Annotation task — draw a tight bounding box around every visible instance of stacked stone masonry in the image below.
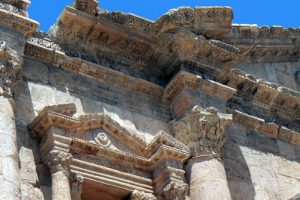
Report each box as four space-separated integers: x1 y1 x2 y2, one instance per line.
0 0 299 199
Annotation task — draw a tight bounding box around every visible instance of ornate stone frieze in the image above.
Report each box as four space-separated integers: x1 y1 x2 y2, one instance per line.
0 41 22 97
162 181 189 200
173 106 232 157
130 190 157 200
48 150 73 174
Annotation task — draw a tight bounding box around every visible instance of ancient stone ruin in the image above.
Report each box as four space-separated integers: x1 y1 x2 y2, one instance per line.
0 0 300 199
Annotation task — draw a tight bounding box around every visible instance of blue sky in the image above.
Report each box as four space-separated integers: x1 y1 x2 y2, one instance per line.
29 0 300 31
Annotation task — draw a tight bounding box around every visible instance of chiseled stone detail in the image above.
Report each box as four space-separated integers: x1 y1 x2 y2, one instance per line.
130 190 157 200
74 0 98 15
173 106 232 157
0 41 21 97
162 181 189 200
48 150 72 174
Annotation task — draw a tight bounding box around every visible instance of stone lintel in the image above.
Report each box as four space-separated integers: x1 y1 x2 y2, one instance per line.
0 8 38 38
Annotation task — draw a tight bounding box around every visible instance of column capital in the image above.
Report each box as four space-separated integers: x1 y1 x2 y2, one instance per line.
0 41 22 97
130 190 157 200
172 106 232 157
48 150 72 175
162 181 189 200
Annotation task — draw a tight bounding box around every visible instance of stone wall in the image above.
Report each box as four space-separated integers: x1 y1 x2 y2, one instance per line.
225 124 300 200
15 57 172 200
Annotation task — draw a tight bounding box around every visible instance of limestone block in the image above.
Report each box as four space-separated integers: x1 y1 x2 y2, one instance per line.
277 140 296 160
278 127 300 145
19 147 39 184
255 122 279 138
276 174 300 200
21 183 44 200
170 89 198 117
22 58 49 84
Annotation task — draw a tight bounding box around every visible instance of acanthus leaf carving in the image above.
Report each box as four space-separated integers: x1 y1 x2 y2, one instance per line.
48 150 72 175
173 106 232 157
130 190 157 200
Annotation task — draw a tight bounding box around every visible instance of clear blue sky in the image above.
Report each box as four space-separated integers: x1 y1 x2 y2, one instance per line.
29 0 300 31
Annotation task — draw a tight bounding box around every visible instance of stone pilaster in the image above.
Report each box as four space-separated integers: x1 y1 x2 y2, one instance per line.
172 106 232 200
48 150 72 200
71 173 84 200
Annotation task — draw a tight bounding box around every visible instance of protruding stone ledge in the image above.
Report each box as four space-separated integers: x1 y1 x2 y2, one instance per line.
0 8 39 38
163 70 237 103
278 126 300 145
232 109 300 145
222 68 300 124
24 41 164 100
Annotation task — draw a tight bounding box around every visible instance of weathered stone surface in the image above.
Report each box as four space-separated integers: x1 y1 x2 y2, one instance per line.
187 157 232 200
0 0 299 199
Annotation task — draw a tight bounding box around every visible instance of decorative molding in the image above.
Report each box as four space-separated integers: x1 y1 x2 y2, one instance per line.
24 41 164 100
163 70 236 103
222 68 300 126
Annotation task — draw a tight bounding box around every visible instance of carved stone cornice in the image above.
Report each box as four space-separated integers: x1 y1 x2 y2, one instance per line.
48 150 73 175
156 6 233 39
0 0 30 17
0 41 22 97
130 190 157 200
163 70 236 103
0 6 38 38
24 41 164 100
73 0 98 16
172 106 232 157
221 68 300 127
